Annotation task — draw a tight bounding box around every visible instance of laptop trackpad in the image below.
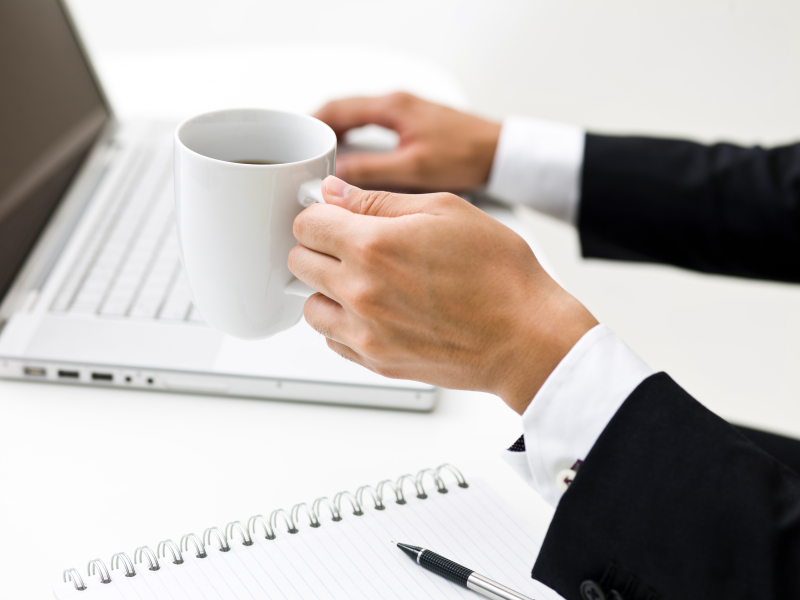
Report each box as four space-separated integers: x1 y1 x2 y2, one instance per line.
26 316 224 370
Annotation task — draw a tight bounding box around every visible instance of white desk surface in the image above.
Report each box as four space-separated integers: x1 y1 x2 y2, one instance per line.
0 46 551 598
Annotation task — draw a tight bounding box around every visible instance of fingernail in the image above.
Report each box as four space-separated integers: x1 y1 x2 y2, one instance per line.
325 175 356 198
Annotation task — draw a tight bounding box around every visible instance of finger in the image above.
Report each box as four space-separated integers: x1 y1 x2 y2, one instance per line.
313 94 407 136
287 245 344 302
322 175 449 218
293 203 357 259
325 338 367 368
335 151 419 189
303 292 352 345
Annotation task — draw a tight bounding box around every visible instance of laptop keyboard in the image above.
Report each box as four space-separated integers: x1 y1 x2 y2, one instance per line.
50 144 202 323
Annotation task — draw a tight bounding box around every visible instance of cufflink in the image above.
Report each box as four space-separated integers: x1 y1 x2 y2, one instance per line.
556 468 576 492
556 459 583 492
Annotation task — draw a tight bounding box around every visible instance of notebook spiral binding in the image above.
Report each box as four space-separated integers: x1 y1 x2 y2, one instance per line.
62 463 468 591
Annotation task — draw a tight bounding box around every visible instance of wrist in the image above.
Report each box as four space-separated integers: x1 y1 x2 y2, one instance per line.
494 289 598 415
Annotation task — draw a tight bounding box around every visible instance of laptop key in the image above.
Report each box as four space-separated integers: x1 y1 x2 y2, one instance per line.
159 270 193 320
47 144 203 326
99 298 129 317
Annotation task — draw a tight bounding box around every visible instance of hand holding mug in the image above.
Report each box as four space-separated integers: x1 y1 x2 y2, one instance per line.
290 177 598 414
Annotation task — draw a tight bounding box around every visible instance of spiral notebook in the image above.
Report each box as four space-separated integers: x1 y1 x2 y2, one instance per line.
55 465 560 600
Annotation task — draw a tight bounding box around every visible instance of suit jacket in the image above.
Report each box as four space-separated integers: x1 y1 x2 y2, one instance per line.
533 373 800 600
578 135 800 283
532 135 800 599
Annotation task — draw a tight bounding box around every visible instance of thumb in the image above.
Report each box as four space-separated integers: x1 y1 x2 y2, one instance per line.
322 175 436 218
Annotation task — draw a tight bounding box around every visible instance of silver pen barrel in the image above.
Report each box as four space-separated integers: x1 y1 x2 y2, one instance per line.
467 572 536 600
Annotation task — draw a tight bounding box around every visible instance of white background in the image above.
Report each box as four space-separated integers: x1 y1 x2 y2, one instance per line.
67 0 800 142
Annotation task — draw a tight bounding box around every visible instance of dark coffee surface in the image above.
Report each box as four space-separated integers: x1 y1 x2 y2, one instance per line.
230 159 284 165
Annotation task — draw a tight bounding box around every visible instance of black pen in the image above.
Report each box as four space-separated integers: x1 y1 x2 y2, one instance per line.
395 542 536 600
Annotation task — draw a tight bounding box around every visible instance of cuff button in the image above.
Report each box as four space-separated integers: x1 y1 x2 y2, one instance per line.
581 579 606 600
580 580 606 600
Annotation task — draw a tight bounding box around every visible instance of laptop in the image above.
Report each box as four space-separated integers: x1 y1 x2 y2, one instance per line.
0 0 437 410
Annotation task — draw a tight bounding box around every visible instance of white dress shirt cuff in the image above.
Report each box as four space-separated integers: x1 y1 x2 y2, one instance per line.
502 324 654 507
486 116 585 225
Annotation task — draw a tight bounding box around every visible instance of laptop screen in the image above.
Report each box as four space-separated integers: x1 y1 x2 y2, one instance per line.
0 0 110 303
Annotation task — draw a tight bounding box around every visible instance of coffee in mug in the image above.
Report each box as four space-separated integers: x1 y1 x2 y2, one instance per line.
230 160 285 165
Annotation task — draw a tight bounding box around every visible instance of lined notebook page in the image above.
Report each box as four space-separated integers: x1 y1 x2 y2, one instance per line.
54 478 561 600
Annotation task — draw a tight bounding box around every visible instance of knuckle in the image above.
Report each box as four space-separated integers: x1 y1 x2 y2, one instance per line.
355 190 394 216
432 191 459 205
388 91 413 107
440 192 462 205
292 203 323 240
324 98 347 117
424 191 462 212
382 92 418 124
347 280 380 315
351 230 382 259
358 190 385 215
354 330 383 359
407 152 428 177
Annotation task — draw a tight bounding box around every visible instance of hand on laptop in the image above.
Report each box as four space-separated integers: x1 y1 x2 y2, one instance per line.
313 93 501 192
289 176 597 414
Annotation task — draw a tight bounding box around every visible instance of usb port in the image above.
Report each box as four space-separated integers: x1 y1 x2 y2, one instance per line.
58 370 80 379
23 366 46 377
91 372 113 382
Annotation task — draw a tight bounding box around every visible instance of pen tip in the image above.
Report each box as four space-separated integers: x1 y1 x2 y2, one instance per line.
396 542 422 560
390 540 396 545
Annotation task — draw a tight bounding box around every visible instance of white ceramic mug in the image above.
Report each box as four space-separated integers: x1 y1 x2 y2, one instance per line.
174 108 336 339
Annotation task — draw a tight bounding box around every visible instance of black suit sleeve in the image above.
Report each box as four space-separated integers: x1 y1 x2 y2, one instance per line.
578 135 800 283
531 373 800 600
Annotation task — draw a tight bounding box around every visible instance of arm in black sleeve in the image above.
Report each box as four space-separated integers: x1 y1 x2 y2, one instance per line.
578 135 800 283
531 373 800 600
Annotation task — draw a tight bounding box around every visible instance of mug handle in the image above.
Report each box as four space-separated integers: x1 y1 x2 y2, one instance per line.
286 178 328 297
297 178 327 208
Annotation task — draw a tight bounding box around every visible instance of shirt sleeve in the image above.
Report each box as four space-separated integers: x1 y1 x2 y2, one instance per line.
485 116 585 225
501 324 654 507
